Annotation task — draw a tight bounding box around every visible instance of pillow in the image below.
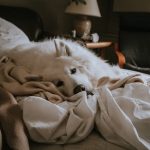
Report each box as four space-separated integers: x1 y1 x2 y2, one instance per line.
0 17 30 50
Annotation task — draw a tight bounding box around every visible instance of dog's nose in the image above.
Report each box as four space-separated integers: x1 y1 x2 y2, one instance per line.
73 84 86 94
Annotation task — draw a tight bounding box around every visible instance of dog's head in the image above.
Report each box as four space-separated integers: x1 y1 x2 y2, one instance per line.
42 40 97 96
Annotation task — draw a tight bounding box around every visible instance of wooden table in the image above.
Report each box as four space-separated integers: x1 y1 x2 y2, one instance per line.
86 41 112 49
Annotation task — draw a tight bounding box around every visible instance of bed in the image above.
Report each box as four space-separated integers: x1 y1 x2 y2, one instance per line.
0 6 150 150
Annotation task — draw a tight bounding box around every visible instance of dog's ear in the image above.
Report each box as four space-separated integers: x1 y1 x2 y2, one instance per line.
54 39 71 57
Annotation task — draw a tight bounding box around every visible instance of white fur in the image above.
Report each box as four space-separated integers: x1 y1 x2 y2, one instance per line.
0 38 122 96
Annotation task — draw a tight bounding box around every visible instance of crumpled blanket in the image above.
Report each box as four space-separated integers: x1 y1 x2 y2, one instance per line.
0 56 66 103
0 56 67 150
20 74 150 150
96 76 150 150
0 87 29 150
0 56 150 150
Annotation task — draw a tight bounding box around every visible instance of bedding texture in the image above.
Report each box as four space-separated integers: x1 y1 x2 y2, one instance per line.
0 56 67 150
0 17 29 50
0 17 150 150
0 55 150 150
21 74 150 150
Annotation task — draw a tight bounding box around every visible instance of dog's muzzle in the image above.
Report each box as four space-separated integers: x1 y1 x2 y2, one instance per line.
73 84 93 95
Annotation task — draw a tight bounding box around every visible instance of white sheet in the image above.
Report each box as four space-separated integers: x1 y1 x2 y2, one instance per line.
20 92 97 144
96 84 150 150
0 17 150 150
20 74 150 150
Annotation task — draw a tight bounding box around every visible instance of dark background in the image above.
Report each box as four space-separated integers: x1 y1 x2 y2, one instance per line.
0 0 119 40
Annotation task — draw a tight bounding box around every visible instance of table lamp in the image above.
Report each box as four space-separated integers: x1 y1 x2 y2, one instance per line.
65 0 101 38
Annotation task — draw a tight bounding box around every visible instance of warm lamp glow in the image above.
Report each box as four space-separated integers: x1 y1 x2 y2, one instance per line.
65 0 101 38
65 0 101 17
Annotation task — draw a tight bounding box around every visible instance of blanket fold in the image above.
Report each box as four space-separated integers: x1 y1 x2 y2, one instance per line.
0 56 66 103
0 87 29 150
0 56 67 149
96 76 150 150
0 55 150 150
20 73 150 150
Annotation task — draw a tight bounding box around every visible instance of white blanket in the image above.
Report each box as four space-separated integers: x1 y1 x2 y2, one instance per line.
20 74 150 150
0 17 150 150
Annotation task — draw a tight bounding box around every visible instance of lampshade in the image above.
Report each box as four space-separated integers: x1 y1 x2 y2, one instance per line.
65 0 101 17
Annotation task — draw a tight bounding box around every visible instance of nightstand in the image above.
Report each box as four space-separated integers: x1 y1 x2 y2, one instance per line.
59 32 120 65
84 40 120 65
85 41 113 57
86 41 112 49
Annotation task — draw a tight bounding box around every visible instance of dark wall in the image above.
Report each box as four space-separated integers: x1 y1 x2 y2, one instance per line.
59 0 119 41
93 0 119 39
0 0 119 39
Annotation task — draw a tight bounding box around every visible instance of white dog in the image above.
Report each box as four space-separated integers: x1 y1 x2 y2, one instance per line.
1 38 122 96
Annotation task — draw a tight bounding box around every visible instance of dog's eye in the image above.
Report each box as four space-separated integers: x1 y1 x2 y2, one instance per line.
53 80 64 87
70 68 76 74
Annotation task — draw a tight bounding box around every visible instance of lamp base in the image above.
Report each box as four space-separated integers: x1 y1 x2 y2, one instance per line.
73 16 91 38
